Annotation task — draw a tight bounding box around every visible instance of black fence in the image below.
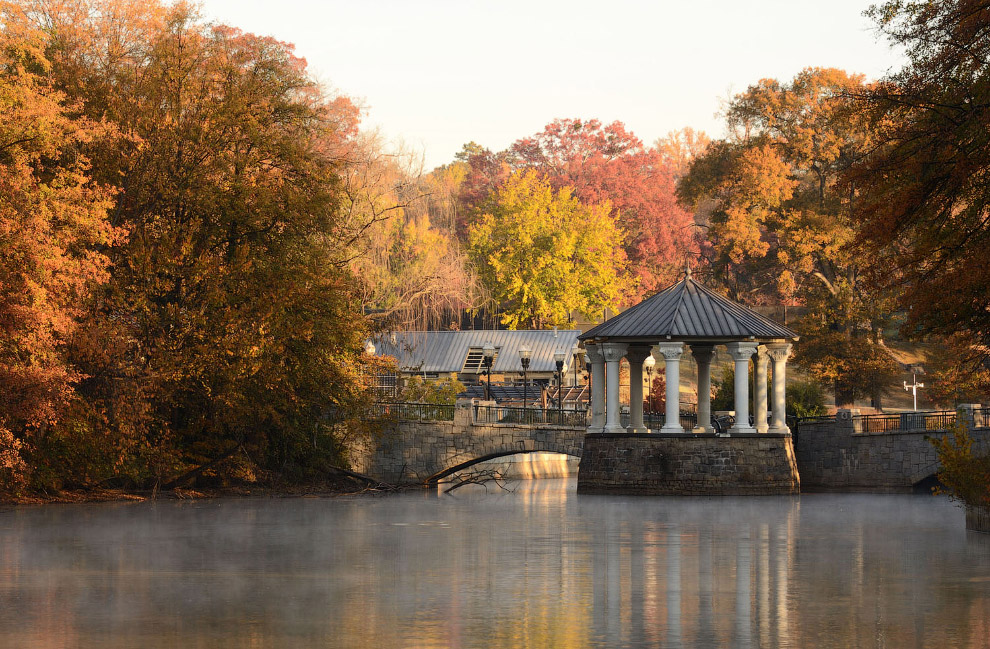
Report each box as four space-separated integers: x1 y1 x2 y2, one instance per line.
856 410 956 433
473 405 588 427
371 402 455 422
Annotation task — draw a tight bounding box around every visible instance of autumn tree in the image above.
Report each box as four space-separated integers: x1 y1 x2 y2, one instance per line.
0 3 117 494
467 170 628 329
655 127 711 180
457 119 696 298
510 119 697 294
925 334 990 408
5 0 385 492
347 137 480 331
851 1 990 363
679 68 900 405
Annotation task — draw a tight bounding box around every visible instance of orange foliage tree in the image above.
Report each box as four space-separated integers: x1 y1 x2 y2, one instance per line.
0 4 118 494
680 68 900 406
1 0 386 495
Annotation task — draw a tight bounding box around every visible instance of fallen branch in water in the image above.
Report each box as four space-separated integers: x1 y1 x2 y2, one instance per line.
324 465 403 493
443 465 514 494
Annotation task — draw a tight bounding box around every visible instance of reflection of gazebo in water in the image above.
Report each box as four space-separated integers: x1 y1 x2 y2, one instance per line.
579 270 798 435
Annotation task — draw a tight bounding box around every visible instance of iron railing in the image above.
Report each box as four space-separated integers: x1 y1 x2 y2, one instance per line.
856 410 956 433
973 408 990 429
474 405 588 427
371 402 455 422
622 412 700 430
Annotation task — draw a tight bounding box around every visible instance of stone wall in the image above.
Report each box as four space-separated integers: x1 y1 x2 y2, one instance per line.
793 414 990 492
576 433 800 496
349 401 585 483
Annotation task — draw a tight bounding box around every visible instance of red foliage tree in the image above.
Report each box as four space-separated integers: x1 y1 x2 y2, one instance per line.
510 119 697 296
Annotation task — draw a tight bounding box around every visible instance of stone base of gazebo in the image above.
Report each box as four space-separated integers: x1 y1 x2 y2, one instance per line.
577 432 800 496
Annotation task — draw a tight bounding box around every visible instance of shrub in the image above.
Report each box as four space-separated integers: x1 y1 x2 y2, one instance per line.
399 376 465 405
786 379 827 418
930 423 990 508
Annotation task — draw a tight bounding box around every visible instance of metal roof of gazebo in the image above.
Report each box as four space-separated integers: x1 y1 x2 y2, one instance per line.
578 273 797 343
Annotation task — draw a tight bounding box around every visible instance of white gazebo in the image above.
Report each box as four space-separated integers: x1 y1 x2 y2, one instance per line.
580 271 798 436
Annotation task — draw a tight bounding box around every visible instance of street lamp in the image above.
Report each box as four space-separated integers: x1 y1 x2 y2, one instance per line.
554 349 567 417
519 345 532 413
572 346 583 390
482 342 496 401
644 353 656 423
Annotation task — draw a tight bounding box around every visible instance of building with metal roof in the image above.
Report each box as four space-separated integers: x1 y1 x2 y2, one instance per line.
579 270 798 437
371 329 581 375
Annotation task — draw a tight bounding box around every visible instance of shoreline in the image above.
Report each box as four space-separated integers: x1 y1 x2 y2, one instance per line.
1 479 419 506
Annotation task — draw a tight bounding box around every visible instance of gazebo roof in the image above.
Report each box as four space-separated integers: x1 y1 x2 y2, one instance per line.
579 274 798 342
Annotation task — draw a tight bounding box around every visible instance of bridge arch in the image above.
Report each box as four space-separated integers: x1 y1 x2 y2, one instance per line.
350 419 587 484
427 447 582 483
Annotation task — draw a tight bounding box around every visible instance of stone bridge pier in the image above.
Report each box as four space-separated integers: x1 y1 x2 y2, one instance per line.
350 401 586 484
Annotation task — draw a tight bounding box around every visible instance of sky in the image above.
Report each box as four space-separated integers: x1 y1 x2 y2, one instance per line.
196 0 907 170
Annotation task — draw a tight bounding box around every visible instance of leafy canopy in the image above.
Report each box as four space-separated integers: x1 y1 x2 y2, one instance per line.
680 68 900 405
852 1 990 356
460 119 697 299
467 170 628 330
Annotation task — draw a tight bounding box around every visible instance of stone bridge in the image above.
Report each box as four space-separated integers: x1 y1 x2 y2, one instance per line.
794 409 990 492
350 401 585 483
349 401 990 491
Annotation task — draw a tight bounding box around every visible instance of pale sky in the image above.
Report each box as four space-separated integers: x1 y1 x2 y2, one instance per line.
196 0 906 170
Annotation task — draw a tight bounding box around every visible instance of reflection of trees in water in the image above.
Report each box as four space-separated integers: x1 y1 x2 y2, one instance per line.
0 493 988 648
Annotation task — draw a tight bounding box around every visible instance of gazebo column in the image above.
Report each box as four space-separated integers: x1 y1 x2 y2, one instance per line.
625 345 653 434
726 342 759 434
691 345 715 434
585 343 606 433
767 342 793 434
601 342 628 434
754 346 770 434
657 342 684 432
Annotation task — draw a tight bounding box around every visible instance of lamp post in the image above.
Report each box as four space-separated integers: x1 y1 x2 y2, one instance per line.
644 353 656 425
519 345 532 413
554 349 566 417
572 346 583 388
482 341 495 401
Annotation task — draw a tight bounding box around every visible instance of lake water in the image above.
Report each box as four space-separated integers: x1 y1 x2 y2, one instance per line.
1 479 989 649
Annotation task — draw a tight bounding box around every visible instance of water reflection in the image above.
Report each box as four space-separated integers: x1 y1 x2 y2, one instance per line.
0 482 988 648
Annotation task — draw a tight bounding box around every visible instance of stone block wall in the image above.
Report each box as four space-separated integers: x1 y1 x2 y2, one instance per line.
966 505 990 534
349 400 585 483
793 418 990 492
577 433 800 496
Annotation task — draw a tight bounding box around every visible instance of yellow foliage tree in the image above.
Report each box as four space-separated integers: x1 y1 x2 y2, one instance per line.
468 170 628 329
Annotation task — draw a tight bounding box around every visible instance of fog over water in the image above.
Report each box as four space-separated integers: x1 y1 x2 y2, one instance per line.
1 479 989 648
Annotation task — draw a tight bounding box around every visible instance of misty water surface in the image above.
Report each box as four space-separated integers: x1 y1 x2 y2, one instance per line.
1 479 989 649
